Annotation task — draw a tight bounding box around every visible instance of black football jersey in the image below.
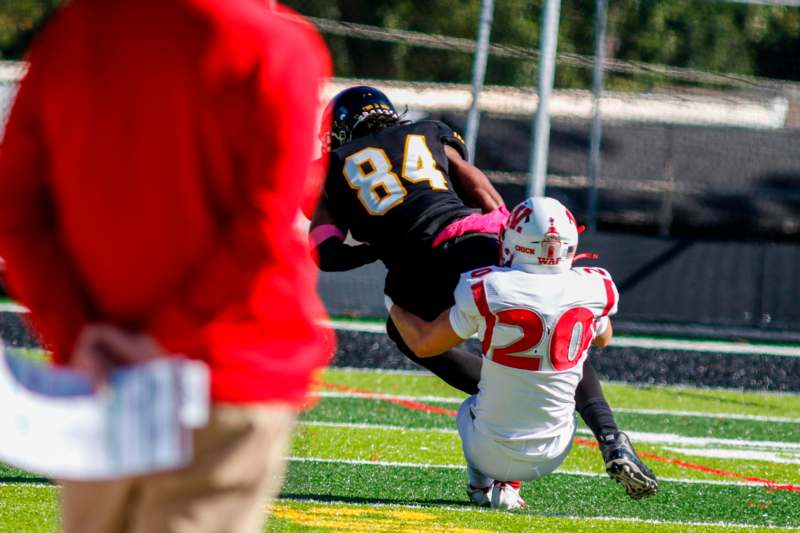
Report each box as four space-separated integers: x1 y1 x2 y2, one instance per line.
325 120 477 269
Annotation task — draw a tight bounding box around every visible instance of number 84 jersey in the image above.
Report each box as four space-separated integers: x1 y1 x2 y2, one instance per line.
324 121 475 267
449 265 619 449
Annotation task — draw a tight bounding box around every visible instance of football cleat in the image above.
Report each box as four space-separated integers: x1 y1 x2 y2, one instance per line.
490 480 525 510
467 483 492 507
600 432 658 499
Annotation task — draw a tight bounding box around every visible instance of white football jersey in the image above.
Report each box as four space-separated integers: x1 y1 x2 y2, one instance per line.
449 265 618 460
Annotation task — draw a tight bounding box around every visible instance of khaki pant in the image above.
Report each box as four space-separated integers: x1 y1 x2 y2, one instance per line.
60 404 296 533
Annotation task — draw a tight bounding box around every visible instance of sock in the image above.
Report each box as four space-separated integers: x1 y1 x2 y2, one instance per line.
575 360 619 441
578 399 619 441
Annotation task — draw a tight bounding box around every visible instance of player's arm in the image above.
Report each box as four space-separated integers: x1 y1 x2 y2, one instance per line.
445 145 504 213
592 316 613 348
309 197 379 272
388 304 464 357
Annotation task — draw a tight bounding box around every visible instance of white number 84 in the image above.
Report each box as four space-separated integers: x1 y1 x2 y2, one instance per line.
343 134 448 216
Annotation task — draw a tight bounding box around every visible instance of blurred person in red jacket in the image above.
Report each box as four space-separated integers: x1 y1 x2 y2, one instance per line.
0 1 333 532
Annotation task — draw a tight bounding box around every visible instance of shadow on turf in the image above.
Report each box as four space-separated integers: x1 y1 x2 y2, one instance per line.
0 475 51 485
280 493 470 508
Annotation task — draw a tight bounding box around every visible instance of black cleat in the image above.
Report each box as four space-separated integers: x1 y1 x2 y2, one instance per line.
600 432 658 499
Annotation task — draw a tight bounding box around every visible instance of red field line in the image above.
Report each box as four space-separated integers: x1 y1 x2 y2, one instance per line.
573 437 800 492
318 381 458 416
317 381 800 493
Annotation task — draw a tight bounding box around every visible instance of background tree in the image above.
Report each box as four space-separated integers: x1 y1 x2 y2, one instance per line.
0 0 61 59
1 0 798 88
285 0 799 89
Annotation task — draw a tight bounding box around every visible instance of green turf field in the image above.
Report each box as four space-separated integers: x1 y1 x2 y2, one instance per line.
2 367 800 532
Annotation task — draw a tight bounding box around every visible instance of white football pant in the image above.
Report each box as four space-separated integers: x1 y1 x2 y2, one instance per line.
456 395 574 482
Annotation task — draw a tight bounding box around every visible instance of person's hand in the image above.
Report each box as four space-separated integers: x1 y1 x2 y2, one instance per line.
71 323 165 388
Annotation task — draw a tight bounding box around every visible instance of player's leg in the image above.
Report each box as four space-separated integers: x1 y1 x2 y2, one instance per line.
60 478 134 533
457 397 493 506
577 360 658 499
384 238 491 395
575 360 618 439
128 404 296 533
384 233 500 394
457 396 525 510
386 318 481 394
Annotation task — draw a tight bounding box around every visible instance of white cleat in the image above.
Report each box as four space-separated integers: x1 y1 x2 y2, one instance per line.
490 481 525 510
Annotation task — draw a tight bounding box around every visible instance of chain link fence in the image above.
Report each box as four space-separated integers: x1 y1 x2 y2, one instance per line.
311 9 800 239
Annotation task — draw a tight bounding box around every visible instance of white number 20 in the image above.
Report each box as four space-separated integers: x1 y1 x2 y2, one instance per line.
343 134 448 216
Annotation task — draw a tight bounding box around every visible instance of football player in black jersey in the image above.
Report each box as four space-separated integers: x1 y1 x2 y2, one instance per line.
310 86 657 499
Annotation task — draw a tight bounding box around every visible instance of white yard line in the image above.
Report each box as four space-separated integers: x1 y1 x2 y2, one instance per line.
0 302 26 313
3 482 793 530
664 447 800 464
297 420 800 454
299 420 457 434
323 319 387 334
612 336 800 357
3 309 798 355
285 456 778 489
557 469 771 488
0 481 52 488
620 430 800 451
613 407 800 424
279 497 797 530
329 366 431 376
314 390 800 423
317 390 463 404
288 456 463 470
329 366 800 397
324 319 800 356
546 514 796 531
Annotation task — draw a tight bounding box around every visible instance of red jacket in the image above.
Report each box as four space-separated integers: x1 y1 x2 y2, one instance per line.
0 0 333 404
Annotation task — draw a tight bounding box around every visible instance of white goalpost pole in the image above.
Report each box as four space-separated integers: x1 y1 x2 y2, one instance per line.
465 0 495 163
527 0 562 198
587 0 608 231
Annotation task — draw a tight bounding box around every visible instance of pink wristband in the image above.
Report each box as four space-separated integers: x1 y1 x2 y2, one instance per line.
310 224 345 248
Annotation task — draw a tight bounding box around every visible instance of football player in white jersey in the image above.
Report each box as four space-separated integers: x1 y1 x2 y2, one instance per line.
388 197 657 509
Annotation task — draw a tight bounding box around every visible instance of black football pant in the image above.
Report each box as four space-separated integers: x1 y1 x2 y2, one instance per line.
384 232 619 441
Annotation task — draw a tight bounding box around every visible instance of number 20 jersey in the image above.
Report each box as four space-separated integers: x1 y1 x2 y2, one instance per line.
324 120 476 269
449 265 619 458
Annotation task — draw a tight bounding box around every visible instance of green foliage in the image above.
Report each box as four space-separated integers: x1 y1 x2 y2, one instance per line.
284 0 800 88
2 0 798 86
0 0 61 59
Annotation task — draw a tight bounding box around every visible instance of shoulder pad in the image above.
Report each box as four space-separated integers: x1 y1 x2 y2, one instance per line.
433 121 468 161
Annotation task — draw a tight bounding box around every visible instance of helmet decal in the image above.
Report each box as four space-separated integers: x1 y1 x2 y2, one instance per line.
508 204 533 233
500 197 580 274
564 208 577 227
